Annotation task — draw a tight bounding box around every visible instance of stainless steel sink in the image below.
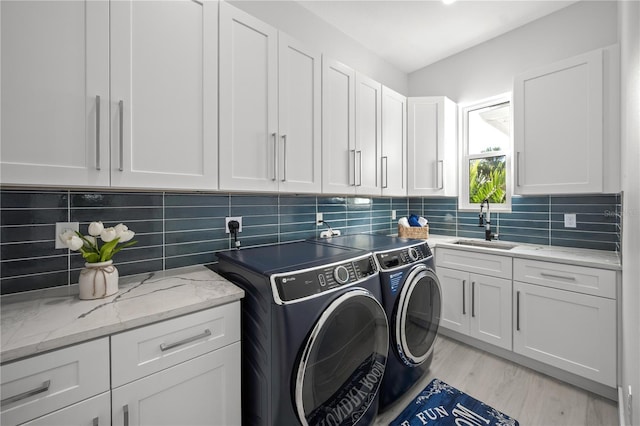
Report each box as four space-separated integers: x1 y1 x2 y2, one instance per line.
452 239 518 250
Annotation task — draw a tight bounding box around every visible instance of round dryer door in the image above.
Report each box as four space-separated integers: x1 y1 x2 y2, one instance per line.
295 289 389 426
395 265 441 365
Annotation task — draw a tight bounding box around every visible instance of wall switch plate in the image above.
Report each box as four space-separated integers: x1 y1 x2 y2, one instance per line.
55 222 79 249
564 213 577 228
225 217 242 233
316 212 323 226
392 210 397 220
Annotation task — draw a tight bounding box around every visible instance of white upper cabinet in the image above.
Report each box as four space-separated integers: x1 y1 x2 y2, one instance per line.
355 73 382 196
381 87 407 197
277 34 322 193
110 0 218 190
514 46 620 195
219 3 321 193
1 0 110 187
322 58 357 194
407 96 458 196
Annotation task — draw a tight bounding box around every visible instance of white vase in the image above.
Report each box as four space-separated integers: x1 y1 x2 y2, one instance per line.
78 260 119 300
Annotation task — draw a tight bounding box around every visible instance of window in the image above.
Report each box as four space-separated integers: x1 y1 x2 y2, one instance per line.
460 94 512 212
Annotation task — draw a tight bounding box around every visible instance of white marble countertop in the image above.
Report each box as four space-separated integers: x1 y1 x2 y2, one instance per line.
1 265 244 364
424 234 622 270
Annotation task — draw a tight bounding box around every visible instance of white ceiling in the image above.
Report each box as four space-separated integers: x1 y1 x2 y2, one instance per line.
297 0 579 73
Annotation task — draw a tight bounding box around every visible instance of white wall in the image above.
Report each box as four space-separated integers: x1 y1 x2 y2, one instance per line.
408 0 618 104
226 0 408 95
619 0 640 424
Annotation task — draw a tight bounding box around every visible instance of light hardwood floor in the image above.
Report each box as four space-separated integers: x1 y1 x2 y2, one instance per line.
374 335 618 426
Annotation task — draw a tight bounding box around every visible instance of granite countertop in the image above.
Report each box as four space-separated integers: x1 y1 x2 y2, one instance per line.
425 234 622 271
1 265 244 364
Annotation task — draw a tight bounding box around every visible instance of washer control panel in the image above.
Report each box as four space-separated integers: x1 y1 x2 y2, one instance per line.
376 242 432 271
273 254 378 303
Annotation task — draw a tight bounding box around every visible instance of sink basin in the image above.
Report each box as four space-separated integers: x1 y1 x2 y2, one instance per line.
452 239 518 250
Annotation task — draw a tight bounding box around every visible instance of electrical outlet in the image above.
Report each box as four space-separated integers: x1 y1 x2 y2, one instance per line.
55 222 79 249
320 229 341 238
225 217 242 233
392 210 397 220
564 213 577 228
316 213 323 226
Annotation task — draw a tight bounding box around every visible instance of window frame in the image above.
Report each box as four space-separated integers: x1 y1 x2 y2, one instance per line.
459 93 513 213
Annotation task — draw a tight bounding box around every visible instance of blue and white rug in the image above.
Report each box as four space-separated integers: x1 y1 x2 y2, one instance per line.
390 379 519 426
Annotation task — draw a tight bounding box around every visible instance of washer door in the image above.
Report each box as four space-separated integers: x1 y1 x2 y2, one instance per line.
295 289 389 426
395 265 441 365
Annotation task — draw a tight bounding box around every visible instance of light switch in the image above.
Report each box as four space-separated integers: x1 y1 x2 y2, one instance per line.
564 213 577 228
392 210 397 220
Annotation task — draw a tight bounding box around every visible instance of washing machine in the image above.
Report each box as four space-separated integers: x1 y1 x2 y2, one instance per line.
313 234 442 411
215 241 389 426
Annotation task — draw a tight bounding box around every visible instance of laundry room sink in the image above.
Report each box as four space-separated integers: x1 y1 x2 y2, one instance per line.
452 239 518 250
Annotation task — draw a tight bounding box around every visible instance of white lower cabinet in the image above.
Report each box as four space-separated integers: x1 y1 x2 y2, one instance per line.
22 393 111 426
0 339 110 426
438 267 512 350
513 260 617 387
112 343 241 426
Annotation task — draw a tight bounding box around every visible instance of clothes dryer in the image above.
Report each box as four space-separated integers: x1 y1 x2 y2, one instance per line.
216 241 389 425
313 235 441 411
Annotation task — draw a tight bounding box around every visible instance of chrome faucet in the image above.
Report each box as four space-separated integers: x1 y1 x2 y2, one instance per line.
479 198 498 241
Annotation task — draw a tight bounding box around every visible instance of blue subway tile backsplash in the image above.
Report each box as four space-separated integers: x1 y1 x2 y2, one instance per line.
0 189 621 295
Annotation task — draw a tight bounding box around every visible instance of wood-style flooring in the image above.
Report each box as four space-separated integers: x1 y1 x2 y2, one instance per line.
374 335 618 426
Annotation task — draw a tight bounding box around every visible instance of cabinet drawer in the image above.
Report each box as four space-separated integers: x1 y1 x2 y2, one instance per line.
22 392 110 426
111 302 241 387
513 258 616 298
435 248 512 279
1 338 110 426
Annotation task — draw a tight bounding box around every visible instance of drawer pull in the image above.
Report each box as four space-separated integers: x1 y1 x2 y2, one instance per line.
516 291 521 331
1 380 51 407
462 280 466 315
160 329 212 352
540 272 577 281
471 281 475 318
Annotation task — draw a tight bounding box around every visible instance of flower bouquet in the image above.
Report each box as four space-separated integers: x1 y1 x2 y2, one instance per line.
59 222 137 300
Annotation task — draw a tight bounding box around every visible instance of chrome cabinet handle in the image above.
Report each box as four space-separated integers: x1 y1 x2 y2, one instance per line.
516 291 521 331
516 152 521 187
471 281 475 317
1 380 51 407
281 134 287 182
160 329 212 352
540 272 577 281
350 149 357 186
381 156 388 188
462 280 466 315
123 405 129 426
95 95 101 170
356 150 363 186
438 160 444 190
271 133 277 181
93 417 99 426
118 100 124 172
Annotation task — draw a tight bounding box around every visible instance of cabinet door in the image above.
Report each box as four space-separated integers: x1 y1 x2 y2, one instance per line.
514 49 603 194
0 0 109 187
110 0 218 190
407 97 457 196
513 281 616 386
381 87 407 197
219 3 278 192
278 33 322 193
322 58 356 195
469 274 512 350
112 342 241 426
22 392 110 426
437 267 470 334
355 73 382 195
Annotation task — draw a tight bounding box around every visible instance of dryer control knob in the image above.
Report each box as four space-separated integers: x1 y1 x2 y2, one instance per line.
333 265 350 284
407 247 419 262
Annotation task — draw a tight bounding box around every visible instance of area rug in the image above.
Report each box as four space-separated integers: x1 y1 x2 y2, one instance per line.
389 378 519 426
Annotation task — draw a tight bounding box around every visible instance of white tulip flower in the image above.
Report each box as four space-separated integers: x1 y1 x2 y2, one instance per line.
58 229 76 245
114 223 128 238
88 221 104 236
101 227 118 242
66 235 84 251
84 235 97 247
118 230 135 243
